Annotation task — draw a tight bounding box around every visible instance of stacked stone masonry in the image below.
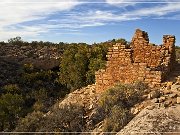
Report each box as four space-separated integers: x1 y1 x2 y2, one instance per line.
95 29 176 92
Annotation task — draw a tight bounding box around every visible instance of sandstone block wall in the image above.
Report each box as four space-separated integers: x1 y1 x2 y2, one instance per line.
95 29 176 92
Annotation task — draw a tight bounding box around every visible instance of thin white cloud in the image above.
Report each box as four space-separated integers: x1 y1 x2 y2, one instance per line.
106 0 136 7
125 3 180 17
0 0 80 41
77 10 139 22
155 14 180 20
0 28 39 41
105 0 180 7
81 3 180 22
60 3 180 26
0 0 79 26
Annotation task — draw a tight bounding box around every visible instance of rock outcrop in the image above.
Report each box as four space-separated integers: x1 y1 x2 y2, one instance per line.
118 105 180 135
59 84 99 109
58 84 103 131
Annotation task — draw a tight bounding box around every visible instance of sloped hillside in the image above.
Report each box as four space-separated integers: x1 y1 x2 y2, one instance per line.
118 63 180 135
35 64 180 134
0 40 112 132
16 81 147 133
13 64 180 134
14 84 103 132
0 44 62 70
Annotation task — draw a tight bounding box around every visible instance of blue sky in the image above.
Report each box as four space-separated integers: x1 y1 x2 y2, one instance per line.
0 0 180 45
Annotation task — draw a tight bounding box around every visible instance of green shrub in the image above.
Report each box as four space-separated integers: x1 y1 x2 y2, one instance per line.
98 82 147 132
103 106 131 132
15 104 85 133
23 63 34 73
133 81 148 91
37 104 85 132
33 101 44 112
15 111 44 132
0 93 24 131
31 88 48 102
99 82 146 115
3 84 21 94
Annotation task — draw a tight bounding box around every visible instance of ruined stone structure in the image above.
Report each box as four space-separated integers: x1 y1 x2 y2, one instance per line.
95 29 176 92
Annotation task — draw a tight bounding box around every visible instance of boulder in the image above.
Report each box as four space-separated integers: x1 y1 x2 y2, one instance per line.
169 93 177 98
166 82 173 90
171 85 180 91
163 90 172 95
177 97 180 104
148 90 160 99
164 100 172 107
152 98 158 103
118 105 180 135
158 96 166 103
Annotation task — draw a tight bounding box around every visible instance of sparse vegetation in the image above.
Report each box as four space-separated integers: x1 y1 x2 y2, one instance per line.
103 106 130 132
38 104 85 132
98 82 147 132
15 111 44 132
15 104 85 133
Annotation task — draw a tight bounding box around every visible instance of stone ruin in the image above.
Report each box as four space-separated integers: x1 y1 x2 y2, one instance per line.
95 29 176 92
